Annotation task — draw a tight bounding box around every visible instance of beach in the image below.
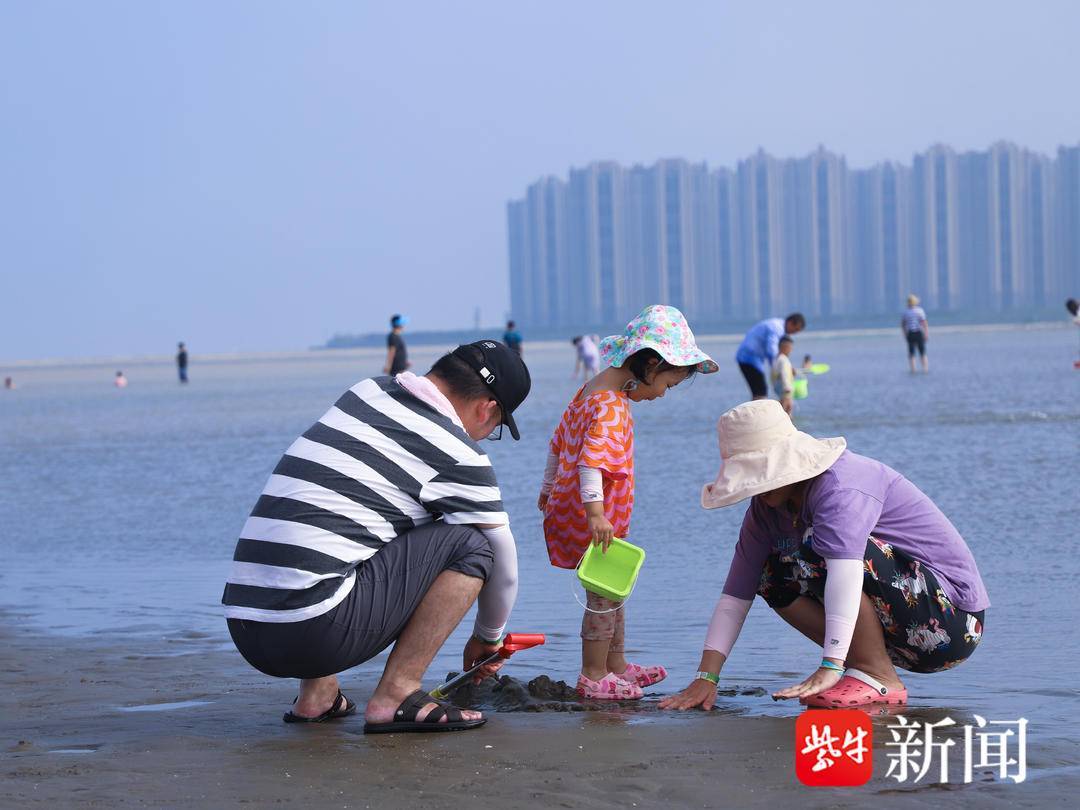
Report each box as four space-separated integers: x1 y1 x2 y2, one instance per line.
3 324 1079 806
5 622 1079 808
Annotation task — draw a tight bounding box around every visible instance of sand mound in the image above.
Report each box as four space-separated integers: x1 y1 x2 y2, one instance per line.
444 673 766 712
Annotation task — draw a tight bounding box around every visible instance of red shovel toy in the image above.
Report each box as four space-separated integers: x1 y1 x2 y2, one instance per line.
429 633 545 700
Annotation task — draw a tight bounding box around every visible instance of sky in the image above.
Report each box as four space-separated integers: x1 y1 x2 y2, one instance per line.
3 0 1079 361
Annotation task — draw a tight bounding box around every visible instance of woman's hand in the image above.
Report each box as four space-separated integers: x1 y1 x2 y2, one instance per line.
537 492 549 511
587 514 614 551
658 678 718 711
771 667 843 701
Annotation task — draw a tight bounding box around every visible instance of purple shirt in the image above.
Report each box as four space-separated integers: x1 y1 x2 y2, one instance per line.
722 451 990 612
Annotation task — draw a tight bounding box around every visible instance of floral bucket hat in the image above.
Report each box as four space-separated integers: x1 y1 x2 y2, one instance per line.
599 305 718 374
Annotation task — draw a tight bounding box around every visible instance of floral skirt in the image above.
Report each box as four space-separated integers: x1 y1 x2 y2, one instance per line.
756 535 985 673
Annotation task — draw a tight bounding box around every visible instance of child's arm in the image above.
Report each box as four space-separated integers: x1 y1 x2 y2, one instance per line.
537 450 559 510
579 465 613 550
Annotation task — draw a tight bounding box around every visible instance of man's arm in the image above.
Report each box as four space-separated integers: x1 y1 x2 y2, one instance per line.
470 523 518 643
384 345 396 374
765 327 781 363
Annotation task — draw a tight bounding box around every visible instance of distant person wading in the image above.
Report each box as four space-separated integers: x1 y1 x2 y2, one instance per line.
503 321 524 357
384 314 410 375
735 314 805 399
902 295 929 373
572 334 601 379
177 342 189 384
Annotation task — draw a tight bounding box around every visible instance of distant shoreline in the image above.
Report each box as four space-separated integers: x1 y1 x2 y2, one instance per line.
1 319 1071 370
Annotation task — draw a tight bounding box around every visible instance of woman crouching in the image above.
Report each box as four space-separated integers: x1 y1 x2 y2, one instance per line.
661 400 988 710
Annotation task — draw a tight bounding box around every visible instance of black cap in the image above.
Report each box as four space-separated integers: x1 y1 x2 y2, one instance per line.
451 340 531 440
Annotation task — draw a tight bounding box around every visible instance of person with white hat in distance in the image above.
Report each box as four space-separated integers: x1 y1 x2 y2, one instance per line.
659 400 989 710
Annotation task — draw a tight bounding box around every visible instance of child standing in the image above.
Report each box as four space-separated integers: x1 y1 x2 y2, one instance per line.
771 335 795 414
539 305 718 699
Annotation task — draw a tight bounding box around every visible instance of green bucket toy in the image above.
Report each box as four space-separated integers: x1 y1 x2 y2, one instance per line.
792 377 809 400
576 537 646 602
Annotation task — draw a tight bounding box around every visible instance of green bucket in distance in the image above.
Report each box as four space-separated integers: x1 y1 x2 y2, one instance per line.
577 537 646 602
793 377 809 400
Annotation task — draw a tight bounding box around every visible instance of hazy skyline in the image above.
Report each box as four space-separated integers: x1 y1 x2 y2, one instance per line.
3 1 1080 360
508 143 1079 330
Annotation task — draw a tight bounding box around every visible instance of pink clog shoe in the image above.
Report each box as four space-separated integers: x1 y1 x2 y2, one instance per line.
801 668 908 708
576 672 644 701
617 662 668 688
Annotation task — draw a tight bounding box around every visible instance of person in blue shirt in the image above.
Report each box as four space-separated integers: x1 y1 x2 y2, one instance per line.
735 313 805 399
503 320 524 357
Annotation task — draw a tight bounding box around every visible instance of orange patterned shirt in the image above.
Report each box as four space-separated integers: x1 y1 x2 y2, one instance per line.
543 388 634 569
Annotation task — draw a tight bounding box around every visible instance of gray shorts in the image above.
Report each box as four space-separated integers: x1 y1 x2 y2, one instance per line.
227 522 493 679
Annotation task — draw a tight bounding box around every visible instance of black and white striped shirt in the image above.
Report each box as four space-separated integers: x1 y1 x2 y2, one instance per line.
222 376 507 623
902 306 927 333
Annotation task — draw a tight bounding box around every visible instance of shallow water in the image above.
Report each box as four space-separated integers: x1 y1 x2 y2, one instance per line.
2 325 1077 732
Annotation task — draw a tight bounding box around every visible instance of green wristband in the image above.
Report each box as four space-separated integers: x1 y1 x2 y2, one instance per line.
472 633 503 646
696 671 720 685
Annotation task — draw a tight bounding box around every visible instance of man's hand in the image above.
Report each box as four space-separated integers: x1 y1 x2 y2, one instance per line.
463 636 504 685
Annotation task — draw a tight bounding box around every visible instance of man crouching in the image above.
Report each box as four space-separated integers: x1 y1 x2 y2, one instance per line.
223 340 530 733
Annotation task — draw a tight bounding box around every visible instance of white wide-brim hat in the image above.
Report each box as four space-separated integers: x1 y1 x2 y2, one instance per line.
701 400 846 510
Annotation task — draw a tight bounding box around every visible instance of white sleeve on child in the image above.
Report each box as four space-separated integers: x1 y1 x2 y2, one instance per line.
703 593 753 657
823 558 864 662
473 523 519 642
578 465 604 503
540 450 559 495
781 359 794 394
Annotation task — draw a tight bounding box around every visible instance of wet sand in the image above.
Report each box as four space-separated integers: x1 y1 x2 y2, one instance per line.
3 624 1076 809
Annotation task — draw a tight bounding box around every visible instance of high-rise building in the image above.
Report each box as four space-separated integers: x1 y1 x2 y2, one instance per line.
848 161 911 313
1056 145 1080 303
507 142 1078 329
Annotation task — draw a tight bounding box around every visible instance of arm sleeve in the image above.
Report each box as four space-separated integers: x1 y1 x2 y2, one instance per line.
473 523 518 642
578 465 604 503
822 558 864 662
540 450 559 495
703 593 753 657
781 360 794 394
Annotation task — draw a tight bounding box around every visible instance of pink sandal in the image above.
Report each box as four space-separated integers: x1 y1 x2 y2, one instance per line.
801 668 908 708
618 662 668 688
576 673 644 701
